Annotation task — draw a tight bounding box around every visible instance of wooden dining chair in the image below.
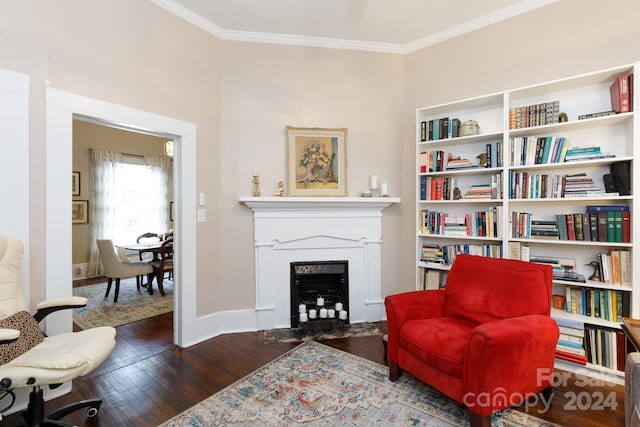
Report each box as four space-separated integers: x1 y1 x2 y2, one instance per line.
150 237 173 297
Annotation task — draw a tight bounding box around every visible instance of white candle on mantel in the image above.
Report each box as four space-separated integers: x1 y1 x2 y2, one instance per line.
309 309 317 319
339 310 348 320
381 183 388 196
299 312 308 322
320 308 328 318
335 302 343 311
298 304 306 313
254 168 258 177
328 309 336 318
317 296 324 306
370 175 378 190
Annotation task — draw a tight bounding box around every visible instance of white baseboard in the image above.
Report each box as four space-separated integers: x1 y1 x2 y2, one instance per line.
72 263 90 280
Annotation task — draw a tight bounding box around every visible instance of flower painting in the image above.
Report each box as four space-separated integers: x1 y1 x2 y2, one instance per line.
286 127 347 196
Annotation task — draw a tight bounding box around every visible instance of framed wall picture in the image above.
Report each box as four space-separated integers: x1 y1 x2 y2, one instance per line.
72 200 89 224
286 126 347 197
72 171 81 196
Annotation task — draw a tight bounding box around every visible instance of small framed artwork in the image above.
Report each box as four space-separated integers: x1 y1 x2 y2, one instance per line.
286 126 347 197
72 200 89 224
72 171 81 196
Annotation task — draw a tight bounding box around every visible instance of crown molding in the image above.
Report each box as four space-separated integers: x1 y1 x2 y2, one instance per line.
151 0 559 55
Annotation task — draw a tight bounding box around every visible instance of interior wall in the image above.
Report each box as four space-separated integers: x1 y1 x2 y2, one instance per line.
72 120 173 270
398 0 640 290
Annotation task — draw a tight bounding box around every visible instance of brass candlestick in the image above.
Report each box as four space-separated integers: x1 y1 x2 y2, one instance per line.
252 175 261 197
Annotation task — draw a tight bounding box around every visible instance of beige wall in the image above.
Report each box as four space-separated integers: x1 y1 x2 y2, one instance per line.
72 121 171 265
0 0 639 321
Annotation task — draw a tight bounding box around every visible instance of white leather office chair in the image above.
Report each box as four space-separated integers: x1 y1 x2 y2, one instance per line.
0 233 116 426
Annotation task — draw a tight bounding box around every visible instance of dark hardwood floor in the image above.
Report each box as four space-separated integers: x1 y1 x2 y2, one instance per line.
2 312 625 426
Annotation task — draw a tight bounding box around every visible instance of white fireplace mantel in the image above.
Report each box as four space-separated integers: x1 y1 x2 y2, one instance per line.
239 196 400 330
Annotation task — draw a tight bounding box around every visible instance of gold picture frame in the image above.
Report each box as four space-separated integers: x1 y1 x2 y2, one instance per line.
72 200 89 224
72 171 80 196
286 126 347 197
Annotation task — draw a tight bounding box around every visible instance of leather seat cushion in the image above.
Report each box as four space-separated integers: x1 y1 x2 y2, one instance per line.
399 317 474 378
0 311 44 364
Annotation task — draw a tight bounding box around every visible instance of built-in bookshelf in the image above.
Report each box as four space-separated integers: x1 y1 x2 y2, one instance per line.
416 63 637 383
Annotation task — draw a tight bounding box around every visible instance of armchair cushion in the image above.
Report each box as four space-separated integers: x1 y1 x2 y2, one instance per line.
0 311 44 364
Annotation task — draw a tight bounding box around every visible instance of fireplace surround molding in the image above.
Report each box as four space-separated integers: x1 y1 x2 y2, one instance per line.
239 197 400 330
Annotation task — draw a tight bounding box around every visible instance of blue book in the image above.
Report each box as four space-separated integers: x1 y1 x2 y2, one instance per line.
586 205 630 212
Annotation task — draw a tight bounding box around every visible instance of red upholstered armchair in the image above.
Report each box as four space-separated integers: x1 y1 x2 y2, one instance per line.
385 254 559 427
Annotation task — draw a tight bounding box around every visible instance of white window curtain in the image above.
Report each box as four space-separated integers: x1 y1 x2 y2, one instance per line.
87 148 171 276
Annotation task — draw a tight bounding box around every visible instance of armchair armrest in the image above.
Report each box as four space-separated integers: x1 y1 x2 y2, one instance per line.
0 329 20 345
33 296 88 323
463 314 559 415
385 290 446 363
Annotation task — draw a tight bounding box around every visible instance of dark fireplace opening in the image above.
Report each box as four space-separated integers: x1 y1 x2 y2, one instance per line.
290 260 349 328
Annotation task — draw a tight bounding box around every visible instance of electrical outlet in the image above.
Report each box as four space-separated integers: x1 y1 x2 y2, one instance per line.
197 208 206 222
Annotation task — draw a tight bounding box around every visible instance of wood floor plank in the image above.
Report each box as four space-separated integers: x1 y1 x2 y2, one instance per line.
1 312 625 426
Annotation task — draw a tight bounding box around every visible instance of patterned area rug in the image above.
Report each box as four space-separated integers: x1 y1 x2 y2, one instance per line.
263 321 385 344
161 340 559 427
72 277 173 329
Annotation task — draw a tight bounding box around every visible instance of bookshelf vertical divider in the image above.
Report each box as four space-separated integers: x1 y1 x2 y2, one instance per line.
416 62 637 384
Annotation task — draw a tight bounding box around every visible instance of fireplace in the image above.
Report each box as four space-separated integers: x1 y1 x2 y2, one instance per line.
239 197 399 330
290 260 348 328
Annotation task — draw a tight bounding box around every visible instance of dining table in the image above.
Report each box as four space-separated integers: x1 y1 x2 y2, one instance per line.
115 241 171 294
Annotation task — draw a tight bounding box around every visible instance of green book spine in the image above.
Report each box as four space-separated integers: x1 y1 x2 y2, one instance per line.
606 211 615 242
614 211 623 243
556 214 568 240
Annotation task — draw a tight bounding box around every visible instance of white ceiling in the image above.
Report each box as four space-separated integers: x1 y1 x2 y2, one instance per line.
152 0 558 54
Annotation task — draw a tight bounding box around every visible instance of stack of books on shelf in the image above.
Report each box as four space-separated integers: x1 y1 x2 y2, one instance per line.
464 184 492 199
420 117 462 141
530 220 559 240
555 317 587 365
419 244 445 265
445 157 478 170
419 208 502 238
563 173 605 197
562 286 629 322
529 255 585 282
564 146 613 162
584 324 627 371
509 100 560 129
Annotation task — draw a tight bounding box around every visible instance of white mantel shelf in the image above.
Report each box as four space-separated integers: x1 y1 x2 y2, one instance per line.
239 196 401 211
239 195 400 330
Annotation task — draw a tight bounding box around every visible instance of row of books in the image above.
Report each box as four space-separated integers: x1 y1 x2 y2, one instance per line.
562 286 629 322
556 208 631 244
594 250 631 285
510 136 613 166
420 174 502 201
420 117 461 141
484 141 503 168
419 208 503 238
508 100 560 130
609 73 633 114
419 243 501 266
510 206 631 243
584 324 627 371
508 171 606 199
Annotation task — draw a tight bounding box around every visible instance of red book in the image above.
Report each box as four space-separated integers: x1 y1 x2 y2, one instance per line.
566 214 576 240
610 74 630 113
555 350 587 365
622 211 631 243
420 152 427 173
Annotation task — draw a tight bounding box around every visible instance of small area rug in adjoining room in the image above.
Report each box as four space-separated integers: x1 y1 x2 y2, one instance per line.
160 340 559 427
72 277 173 329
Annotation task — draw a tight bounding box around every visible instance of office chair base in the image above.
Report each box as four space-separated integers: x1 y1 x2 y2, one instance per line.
22 387 102 427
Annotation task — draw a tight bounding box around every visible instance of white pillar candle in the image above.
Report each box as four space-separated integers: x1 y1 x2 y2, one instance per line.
339 310 348 320
319 308 328 318
316 296 324 306
309 309 317 319
254 168 258 176
298 304 306 313
370 175 378 190
299 312 308 322
335 302 343 311
381 183 388 196
328 309 336 318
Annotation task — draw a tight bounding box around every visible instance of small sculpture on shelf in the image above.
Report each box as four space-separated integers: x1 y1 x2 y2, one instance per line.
453 187 462 200
586 261 601 282
476 153 488 168
273 181 285 197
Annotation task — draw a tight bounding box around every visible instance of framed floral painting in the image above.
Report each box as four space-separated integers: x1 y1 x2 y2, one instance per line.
286 127 347 197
